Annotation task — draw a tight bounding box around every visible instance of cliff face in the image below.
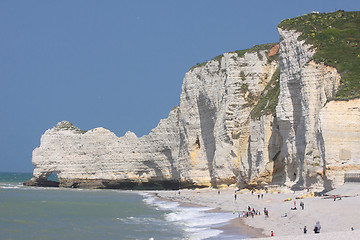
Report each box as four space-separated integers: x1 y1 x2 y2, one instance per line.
177 48 279 187
274 28 342 190
29 110 182 188
26 13 360 191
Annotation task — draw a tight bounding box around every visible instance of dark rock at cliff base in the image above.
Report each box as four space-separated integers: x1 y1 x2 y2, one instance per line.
24 177 59 187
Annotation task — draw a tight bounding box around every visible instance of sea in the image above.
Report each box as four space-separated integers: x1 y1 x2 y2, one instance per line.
0 172 249 240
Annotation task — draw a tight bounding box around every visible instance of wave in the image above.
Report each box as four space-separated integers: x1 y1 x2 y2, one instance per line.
140 192 237 240
115 216 165 225
0 182 24 189
0 185 21 189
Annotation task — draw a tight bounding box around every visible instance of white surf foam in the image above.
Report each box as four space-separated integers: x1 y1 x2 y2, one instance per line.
140 192 237 240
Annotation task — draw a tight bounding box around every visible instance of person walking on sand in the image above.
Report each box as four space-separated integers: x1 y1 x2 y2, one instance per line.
314 221 321 234
264 209 269 217
304 226 307 234
300 201 304 210
271 231 274 237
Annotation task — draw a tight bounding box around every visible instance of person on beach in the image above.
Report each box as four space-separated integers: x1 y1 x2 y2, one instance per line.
234 194 237 200
304 226 307 234
271 231 274 237
264 208 269 217
261 193 263 199
300 201 304 210
314 221 321 234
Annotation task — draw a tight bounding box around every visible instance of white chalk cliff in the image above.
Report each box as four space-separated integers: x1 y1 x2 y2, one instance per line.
26 18 360 191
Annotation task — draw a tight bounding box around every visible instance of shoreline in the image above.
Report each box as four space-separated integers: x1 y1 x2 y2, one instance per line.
152 186 360 239
150 189 266 239
215 217 266 239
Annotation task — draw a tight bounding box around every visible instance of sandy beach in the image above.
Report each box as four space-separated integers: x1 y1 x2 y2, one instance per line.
154 184 360 239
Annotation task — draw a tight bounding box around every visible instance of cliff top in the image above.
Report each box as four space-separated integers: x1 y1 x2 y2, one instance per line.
279 10 360 100
189 42 279 71
53 121 87 134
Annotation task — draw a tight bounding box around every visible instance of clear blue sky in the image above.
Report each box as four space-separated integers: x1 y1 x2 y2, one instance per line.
1 0 359 173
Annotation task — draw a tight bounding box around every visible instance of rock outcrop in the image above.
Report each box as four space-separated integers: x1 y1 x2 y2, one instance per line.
26 12 360 191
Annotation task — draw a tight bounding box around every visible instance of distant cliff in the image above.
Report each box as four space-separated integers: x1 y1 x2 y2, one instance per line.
25 11 360 191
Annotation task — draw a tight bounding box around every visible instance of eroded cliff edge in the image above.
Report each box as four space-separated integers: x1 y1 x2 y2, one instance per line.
26 11 360 191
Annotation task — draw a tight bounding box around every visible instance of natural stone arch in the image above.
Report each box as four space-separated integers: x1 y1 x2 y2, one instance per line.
36 171 60 187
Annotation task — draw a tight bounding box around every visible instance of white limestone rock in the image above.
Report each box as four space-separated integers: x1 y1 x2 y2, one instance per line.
31 107 181 188
178 49 279 186
27 27 360 191
274 28 358 191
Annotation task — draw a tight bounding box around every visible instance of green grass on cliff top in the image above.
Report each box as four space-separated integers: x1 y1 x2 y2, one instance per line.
189 43 278 71
278 10 360 100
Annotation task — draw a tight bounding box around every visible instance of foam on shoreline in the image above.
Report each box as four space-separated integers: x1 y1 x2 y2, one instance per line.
139 192 252 239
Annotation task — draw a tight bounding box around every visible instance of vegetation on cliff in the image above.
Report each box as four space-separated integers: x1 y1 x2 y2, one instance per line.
54 121 87 134
231 43 279 63
278 10 360 100
189 43 278 71
250 67 280 119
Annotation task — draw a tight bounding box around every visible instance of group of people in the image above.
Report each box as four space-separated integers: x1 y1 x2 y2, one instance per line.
304 221 322 234
291 200 305 210
237 206 269 218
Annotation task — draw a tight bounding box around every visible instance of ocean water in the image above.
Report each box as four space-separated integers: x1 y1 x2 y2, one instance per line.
0 173 247 240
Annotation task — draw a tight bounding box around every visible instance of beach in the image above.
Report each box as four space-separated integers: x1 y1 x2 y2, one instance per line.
155 185 360 239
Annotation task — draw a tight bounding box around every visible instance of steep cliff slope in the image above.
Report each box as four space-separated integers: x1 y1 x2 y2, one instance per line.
273 11 360 190
26 11 360 191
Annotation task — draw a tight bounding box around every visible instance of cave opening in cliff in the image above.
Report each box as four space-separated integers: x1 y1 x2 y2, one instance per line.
47 172 59 182
42 172 60 187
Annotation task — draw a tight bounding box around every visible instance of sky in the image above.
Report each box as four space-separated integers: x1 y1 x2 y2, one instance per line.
0 0 359 173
